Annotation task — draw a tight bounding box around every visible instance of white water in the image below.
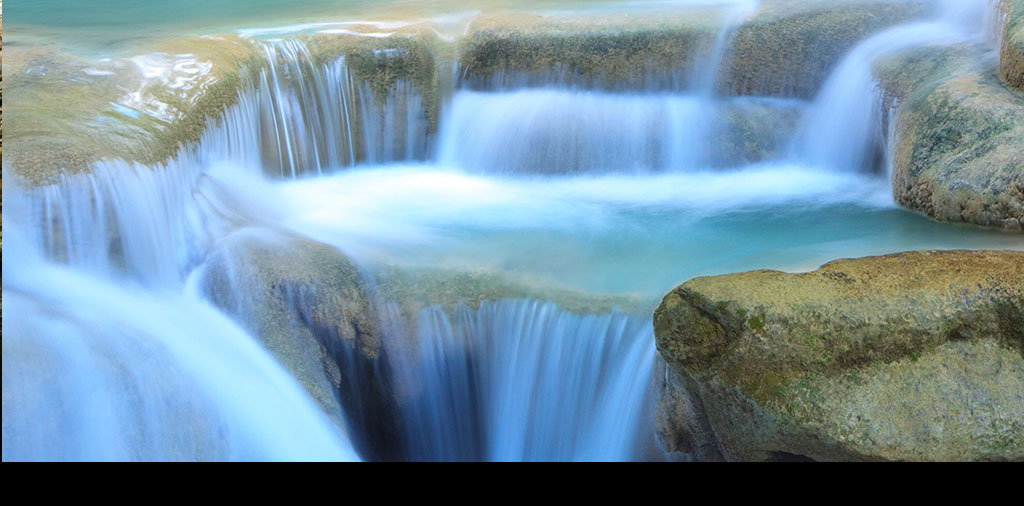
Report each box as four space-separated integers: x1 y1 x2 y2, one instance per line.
5 0 1021 462
793 0 1003 172
396 300 657 461
2 191 360 461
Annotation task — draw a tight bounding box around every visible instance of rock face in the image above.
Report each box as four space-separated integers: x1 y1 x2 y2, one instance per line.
874 38 1024 232
889 68 1024 231
456 0 925 96
722 0 926 98
456 11 719 90
200 231 403 460
654 250 1024 461
1001 0 1024 91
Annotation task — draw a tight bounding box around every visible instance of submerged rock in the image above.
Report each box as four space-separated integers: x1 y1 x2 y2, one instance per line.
654 250 1024 461
1001 0 1024 91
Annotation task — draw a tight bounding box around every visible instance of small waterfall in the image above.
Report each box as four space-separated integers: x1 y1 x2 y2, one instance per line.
394 299 658 462
214 38 432 178
257 39 359 177
436 1 771 176
437 90 709 173
436 90 800 174
689 0 759 95
792 0 999 173
2 190 360 461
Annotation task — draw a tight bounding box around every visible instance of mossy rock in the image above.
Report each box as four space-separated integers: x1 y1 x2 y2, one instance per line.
1001 0 1024 91
369 263 652 340
456 11 720 90
654 250 1024 461
199 231 406 460
302 28 445 133
4 37 266 186
722 0 927 98
5 28 444 186
888 65 1024 231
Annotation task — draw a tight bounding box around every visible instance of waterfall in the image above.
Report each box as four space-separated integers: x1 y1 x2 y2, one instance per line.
176 38 434 179
393 299 658 462
434 1 777 175
435 89 801 174
689 0 759 95
8 0 1019 463
2 184 360 461
792 0 999 173
437 90 710 173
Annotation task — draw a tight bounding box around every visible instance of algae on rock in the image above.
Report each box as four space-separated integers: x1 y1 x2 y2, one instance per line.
199 232 404 460
654 250 1024 461
1000 0 1024 91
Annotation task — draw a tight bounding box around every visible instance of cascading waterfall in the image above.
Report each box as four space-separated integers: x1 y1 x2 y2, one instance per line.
437 1 776 175
438 90 711 173
792 0 1001 173
245 38 431 177
7 0 1020 463
2 178 361 461
436 90 802 173
394 299 658 462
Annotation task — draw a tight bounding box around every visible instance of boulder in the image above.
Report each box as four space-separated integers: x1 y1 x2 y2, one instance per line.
872 39 1024 232
456 10 720 90
654 250 1024 461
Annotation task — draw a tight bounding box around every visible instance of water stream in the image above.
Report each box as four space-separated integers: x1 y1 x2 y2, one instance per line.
4 0 1022 461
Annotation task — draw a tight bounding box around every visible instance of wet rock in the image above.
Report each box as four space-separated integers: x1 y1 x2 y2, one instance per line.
654 250 1024 461
456 11 720 90
888 67 1024 231
722 0 927 98
200 231 403 460
457 1 926 96
4 37 265 186
873 39 1024 232
1001 0 1024 91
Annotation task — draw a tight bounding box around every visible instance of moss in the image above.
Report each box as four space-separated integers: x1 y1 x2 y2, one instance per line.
6 36 266 185
724 0 927 97
654 250 1024 461
457 11 720 90
747 314 765 331
306 31 443 132
1001 0 1024 91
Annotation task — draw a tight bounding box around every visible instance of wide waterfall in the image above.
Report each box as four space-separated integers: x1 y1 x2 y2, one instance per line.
4 0 1022 462
395 300 657 461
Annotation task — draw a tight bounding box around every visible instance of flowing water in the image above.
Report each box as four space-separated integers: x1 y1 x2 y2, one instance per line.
4 0 1023 461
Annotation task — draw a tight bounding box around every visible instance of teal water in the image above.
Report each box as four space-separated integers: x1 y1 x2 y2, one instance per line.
5 0 1022 462
278 165 1023 303
3 0 699 54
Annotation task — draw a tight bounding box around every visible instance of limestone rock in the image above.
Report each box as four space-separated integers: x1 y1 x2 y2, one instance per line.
889 68 1024 231
654 250 1024 461
1001 0 1024 91
200 231 403 460
722 0 927 98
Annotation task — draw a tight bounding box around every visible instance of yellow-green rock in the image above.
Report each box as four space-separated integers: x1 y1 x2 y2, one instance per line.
1001 0 1024 91
654 250 1024 461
